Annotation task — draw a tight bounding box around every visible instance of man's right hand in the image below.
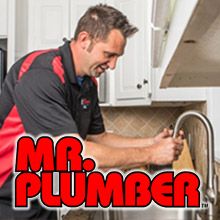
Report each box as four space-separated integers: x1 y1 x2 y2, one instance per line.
149 137 183 165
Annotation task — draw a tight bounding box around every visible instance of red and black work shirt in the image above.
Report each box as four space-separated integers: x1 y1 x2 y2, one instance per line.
0 42 105 187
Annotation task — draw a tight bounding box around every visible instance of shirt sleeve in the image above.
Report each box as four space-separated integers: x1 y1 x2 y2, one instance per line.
14 69 78 136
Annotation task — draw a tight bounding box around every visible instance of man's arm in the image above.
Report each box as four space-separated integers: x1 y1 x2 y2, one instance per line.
86 128 174 148
87 132 155 148
68 131 183 170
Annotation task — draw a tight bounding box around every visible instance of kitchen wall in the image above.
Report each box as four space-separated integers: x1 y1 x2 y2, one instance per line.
101 102 220 192
101 106 181 138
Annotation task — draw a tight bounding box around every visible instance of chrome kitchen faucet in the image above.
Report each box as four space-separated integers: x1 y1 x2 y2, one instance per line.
173 110 218 219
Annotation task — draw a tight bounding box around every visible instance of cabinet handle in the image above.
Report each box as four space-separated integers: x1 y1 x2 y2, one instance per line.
137 84 142 89
143 79 148 84
62 37 68 42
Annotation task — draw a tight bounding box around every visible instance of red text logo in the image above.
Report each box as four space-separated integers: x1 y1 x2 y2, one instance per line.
14 136 201 209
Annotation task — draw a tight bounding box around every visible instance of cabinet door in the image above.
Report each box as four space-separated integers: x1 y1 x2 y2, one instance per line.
151 68 207 102
113 0 151 104
0 0 7 36
28 0 70 51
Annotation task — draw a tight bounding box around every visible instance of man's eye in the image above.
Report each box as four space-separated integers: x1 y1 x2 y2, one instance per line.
105 53 114 58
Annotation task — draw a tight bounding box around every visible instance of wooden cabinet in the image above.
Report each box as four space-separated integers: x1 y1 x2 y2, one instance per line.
0 0 15 70
149 0 207 103
16 0 106 59
29 0 70 51
16 0 70 58
151 68 207 102
0 0 7 36
113 0 151 106
107 0 206 106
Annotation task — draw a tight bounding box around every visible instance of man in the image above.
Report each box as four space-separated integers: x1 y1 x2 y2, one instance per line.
0 4 183 220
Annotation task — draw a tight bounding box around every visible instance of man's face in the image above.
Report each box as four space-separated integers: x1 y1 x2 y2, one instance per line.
83 29 126 77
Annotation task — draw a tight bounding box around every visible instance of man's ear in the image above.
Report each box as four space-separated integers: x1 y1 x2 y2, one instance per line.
76 31 91 50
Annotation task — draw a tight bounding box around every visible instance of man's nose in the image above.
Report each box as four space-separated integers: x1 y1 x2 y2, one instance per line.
108 57 118 70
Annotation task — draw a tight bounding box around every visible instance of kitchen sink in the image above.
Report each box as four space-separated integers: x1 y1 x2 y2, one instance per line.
121 206 195 220
92 198 220 220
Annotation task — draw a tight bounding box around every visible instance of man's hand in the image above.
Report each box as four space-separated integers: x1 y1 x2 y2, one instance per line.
153 128 185 143
149 128 185 165
153 128 173 143
149 137 184 165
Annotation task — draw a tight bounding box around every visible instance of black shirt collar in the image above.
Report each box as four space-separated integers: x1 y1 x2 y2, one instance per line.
59 41 94 89
59 41 77 84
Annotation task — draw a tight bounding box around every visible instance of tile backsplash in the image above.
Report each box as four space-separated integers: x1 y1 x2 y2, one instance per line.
101 106 182 138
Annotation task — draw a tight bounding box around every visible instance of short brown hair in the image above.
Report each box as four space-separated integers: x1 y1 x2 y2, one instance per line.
73 4 138 41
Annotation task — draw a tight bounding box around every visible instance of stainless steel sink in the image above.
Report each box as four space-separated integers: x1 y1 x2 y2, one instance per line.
92 207 197 220
95 199 220 220
121 206 195 220
112 207 220 220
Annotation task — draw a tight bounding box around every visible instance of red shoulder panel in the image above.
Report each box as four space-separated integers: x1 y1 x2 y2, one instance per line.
0 106 25 187
18 50 52 80
52 56 65 84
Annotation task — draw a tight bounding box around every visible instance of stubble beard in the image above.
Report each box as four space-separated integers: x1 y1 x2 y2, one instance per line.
89 69 106 78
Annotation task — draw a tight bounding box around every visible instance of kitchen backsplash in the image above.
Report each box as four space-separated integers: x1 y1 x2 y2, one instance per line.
101 106 182 138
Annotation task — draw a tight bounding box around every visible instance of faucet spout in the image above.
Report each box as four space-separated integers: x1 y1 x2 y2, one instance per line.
173 111 218 216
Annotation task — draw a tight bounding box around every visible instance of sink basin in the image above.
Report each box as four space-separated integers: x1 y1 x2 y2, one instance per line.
117 191 220 220
92 195 220 220
120 205 195 220
117 206 220 220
